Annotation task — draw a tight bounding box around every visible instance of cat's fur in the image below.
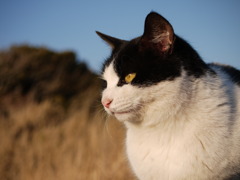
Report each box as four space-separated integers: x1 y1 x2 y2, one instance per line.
97 12 240 180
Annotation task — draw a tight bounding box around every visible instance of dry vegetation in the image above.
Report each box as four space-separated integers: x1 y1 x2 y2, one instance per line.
0 46 135 180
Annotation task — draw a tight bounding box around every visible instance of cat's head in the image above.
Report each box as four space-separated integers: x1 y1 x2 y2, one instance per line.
97 12 207 124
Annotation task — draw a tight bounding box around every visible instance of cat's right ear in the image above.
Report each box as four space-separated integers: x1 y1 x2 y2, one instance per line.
140 12 175 55
96 31 124 49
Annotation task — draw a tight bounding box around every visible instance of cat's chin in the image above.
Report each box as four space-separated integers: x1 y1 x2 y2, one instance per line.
104 106 142 123
104 109 138 122
114 112 133 122
113 111 142 123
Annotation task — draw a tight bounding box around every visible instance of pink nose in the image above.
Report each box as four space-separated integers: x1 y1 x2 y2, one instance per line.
102 98 112 108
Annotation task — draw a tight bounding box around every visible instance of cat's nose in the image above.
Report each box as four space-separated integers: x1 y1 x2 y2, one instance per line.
102 98 113 109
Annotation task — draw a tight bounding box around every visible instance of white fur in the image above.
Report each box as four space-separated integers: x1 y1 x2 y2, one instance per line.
102 62 240 180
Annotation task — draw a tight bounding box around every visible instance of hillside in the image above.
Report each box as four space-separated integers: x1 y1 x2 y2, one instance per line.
0 45 134 180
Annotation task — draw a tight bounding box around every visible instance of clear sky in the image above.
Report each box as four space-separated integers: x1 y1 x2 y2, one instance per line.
0 0 240 73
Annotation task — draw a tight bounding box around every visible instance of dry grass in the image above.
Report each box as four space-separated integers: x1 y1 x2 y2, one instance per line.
0 100 135 180
0 45 135 180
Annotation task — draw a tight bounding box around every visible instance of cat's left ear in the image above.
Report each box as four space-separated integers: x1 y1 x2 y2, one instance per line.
96 31 125 49
140 12 175 54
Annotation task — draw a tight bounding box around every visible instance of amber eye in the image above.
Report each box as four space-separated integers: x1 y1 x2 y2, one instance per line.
125 73 136 84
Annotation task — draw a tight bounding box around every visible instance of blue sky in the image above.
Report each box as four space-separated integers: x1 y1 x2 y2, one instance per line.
0 0 240 73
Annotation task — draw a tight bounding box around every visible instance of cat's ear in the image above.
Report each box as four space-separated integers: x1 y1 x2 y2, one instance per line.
140 12 175 54
96 31 125 49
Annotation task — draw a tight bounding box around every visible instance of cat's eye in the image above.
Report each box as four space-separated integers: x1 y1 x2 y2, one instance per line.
125 73 136 84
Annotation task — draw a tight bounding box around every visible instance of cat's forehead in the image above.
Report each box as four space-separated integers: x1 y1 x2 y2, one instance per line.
113 41 140 75
102 40 139 75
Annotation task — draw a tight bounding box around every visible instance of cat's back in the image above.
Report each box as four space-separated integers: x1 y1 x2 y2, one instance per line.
209 63 240 120
209 63 240 86
209 63 240 170
209 63 240 109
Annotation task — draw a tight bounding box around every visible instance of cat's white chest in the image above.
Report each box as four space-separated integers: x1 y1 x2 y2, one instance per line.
126 124 205 180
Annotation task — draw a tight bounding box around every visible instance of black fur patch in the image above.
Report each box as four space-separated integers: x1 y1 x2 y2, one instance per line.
104 35 211 87
100 12 213 87
101 43 127 75
210 63 240 86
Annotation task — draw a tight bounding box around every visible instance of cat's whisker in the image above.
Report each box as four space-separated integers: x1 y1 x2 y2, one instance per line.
104 114 117 142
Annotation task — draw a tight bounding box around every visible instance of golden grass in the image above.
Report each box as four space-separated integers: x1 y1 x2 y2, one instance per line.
0 100 135 180
0 45 135 179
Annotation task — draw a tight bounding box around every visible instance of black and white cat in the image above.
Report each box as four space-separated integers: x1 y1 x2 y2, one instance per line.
97 12 240 180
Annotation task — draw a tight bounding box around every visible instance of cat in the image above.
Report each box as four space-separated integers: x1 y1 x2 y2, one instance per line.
97 12 240 180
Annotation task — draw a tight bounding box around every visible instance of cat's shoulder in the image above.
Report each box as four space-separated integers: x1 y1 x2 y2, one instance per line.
208 63 240 86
